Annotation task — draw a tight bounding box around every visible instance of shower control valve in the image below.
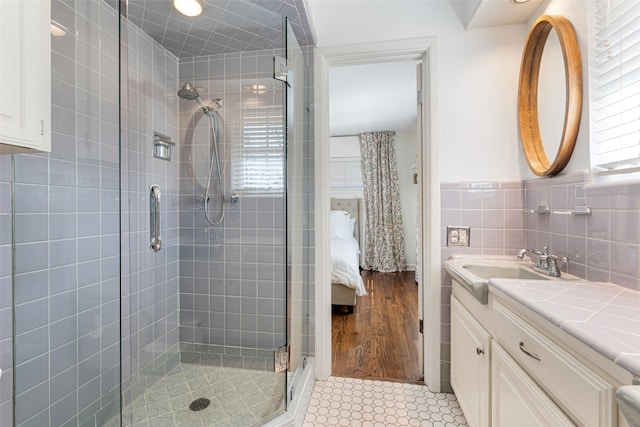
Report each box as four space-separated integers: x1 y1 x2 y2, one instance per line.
198 193 210 203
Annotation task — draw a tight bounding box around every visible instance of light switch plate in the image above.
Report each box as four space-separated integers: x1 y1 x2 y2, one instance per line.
447 226 470 247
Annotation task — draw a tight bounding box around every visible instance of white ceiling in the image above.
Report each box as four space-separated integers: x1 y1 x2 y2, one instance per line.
449 0 545 30
329 61 420 136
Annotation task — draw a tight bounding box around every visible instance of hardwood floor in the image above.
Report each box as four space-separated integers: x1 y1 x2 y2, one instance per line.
331 270 422 384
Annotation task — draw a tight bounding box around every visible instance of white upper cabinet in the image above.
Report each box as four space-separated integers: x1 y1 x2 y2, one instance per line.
0 0 51 153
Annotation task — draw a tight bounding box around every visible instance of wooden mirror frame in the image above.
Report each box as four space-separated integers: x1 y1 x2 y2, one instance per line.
518 15 582 176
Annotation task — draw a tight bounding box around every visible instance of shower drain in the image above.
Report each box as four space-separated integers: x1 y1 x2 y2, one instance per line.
189 398 211 412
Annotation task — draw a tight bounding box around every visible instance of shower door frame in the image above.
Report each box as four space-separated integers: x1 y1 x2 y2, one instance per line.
118 1 299 425
283 17 309 408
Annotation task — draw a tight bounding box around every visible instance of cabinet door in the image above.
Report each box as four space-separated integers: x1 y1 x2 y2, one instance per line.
0 0 51 152
451 297 491 427
492 342 575 427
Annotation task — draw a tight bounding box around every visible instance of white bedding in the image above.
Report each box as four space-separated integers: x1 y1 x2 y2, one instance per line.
330 237 366 296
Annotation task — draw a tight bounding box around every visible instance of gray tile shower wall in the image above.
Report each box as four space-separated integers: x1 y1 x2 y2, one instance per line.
524 170 640 292
439 180 525 392
120 16 181 411
0 156 12 426
0 2 309 425
6 2 124 425
177 51 287 366
0 1 180 425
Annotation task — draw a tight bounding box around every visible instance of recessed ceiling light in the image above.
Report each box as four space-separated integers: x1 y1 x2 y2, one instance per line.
173 0 204 17
50 20 68 37
511 0 530 3
243 84 267 95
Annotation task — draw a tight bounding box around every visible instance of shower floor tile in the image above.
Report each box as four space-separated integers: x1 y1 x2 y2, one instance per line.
122 363 285 427
303 376 468 427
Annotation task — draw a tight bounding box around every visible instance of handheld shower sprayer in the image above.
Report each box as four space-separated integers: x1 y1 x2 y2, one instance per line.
178 82 226 225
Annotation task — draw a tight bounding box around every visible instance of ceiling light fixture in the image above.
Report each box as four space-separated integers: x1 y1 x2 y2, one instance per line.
173 0 204 17
243 84 267 95
511 0 530 3
50 20 68 37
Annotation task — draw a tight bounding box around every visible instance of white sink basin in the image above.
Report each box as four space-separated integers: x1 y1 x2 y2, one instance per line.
617 385 640 427
445 256 577 304
462 264 550 281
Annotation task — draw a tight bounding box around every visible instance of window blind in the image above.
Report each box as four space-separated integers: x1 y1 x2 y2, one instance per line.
590 0 640 174
330 157 363 190
232 107 284 193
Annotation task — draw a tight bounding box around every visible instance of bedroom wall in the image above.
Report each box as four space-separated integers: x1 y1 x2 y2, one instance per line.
395 127 419 270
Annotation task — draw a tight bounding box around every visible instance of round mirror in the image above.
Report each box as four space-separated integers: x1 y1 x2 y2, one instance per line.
538 30 566 160
518 15 582 176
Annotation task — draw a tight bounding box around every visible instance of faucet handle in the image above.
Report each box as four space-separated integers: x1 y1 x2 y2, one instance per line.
547 253 568 263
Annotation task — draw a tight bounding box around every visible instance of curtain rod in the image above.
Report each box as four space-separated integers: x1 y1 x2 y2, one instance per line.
331 131 396 138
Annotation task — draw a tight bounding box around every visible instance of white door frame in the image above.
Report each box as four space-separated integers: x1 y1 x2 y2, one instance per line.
313 37 442 391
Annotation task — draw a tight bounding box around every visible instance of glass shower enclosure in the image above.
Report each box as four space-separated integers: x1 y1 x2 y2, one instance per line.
9 0 311 426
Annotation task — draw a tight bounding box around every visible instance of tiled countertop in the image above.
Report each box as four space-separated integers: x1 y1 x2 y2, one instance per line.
489 278 640 378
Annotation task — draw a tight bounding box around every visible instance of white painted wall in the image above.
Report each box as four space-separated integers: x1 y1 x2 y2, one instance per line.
439 25 527 180
395 126 419 270
329 61 419 135
330 136 360 158
524 0 590 178
308 0 530 181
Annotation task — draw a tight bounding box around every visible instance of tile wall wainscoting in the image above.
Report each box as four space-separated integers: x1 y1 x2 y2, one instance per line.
524 170 640 291
439 180 525 392
440 172 640 391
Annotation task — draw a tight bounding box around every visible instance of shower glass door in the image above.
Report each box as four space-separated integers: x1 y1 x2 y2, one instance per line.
285 18 310 405
120 1 289 425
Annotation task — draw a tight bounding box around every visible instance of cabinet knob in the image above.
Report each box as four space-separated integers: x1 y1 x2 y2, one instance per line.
476 347 484 355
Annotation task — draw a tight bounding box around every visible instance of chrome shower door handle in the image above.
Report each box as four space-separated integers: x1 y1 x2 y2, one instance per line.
150 184 161 252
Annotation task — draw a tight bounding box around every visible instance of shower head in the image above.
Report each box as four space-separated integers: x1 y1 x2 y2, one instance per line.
179 83 222 116
178 82 201 101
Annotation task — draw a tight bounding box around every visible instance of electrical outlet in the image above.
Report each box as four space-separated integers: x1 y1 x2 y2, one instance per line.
447 226 470 247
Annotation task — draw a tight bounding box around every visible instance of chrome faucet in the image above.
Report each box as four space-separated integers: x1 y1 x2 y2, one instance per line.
516 247 567 277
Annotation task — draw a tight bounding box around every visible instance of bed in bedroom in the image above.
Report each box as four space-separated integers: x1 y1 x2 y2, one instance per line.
330 198 366 313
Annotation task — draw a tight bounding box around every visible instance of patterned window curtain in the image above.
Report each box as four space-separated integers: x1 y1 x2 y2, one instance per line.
359 131 407 272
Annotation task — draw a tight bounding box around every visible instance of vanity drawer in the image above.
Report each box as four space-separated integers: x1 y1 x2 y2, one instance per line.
493 300 616 427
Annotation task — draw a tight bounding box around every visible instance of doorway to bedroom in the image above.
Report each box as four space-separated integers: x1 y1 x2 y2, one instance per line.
328 60 424 384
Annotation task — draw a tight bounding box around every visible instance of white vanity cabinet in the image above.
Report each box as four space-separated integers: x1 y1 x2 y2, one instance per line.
450 278 623 427
493 300 616 427
0 0 51 153
492 342 575 427
451 296 491 427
